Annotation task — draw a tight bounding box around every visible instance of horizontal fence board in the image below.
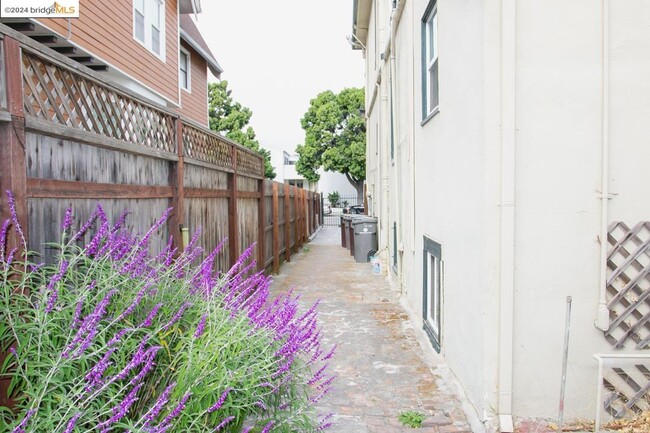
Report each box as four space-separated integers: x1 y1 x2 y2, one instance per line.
26 133 171 186
27 178 173 199
28 197 170 264
184 163 229 189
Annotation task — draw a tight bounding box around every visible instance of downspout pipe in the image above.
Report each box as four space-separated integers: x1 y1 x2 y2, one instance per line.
595 0 610 332
498 0 516 430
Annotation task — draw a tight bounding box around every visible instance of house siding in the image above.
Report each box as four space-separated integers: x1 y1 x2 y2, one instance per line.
358 0 650 425
179 41 208 126
37 0 179 106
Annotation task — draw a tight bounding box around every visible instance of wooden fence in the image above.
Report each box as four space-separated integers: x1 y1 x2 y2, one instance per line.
0 24 321 275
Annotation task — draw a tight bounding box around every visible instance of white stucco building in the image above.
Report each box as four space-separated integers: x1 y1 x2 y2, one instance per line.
352 0 650 431
278 151 358 199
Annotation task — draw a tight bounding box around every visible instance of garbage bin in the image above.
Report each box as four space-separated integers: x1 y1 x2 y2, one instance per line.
352 217 378 263
348 215 363 256
342 215 356 251
340 215 347 248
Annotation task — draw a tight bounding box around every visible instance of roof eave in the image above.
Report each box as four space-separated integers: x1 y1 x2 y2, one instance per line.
352 0 371 50
180 28 223 78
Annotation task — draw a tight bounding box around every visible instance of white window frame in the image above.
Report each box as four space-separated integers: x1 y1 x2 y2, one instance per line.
422 1 439 122
133 0 166 61
179 47 191 92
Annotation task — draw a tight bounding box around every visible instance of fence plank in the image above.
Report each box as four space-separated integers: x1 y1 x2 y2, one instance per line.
284 182 291 262
257 178 266 272
228 147 239 268
170 118 185 252
272 182 280 273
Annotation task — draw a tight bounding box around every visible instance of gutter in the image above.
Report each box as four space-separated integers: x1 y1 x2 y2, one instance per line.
180 28 223 78
498 0 516 431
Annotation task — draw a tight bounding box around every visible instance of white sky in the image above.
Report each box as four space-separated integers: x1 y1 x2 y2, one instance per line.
194 0 365 156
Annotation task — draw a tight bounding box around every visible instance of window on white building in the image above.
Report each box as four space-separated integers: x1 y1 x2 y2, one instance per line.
423 236 442 352
422 1 439 120
179 48 191 91
133 0 165 60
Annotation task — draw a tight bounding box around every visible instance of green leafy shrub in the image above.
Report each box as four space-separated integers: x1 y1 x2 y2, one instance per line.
327 192 340 208
0 193 335 432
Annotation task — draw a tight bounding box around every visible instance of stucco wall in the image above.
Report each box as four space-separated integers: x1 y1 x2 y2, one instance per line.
512 0 650 419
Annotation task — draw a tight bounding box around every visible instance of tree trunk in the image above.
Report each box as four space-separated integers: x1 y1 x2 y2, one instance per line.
343 173 365 204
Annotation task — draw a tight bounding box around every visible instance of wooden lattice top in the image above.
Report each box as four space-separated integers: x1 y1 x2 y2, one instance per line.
182 122 233 170
236 147 264 178
21 51 176 154
605 221 650 349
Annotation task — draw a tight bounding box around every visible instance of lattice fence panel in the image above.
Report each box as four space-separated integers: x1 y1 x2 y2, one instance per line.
21 51 176 154
181 122 233 170
601 364 650 420
236 147 263 178
605 222 650 349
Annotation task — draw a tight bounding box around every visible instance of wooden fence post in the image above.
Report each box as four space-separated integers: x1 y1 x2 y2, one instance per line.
284 182 291 262
0 35 27 411
169 118 185 252
272 182 280 273
294 187 300 250
257 177 266 272
0 37 28 246
228 147 239 268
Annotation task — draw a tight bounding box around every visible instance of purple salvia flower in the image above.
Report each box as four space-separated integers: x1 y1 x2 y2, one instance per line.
72 297 85 329
214 416 236 432
63 412 82 433
161 302 192 331
62 208 73 231
112 209 130 233
108 328 132 347
128 346 160 385
242 427 253 433
255 400 267 411
116 283 152 322
11 408 36 433
208 387 232 413
193 314 208 338
45 260 69 313
321 345 337 361
85 347 116 391
138 207 172 248
114 337 150 381
144 382 176 427
161 392 192 426
5 191 25 246
0 219 10 261
184 227 202 252
317 375 337 391
70 208 99 242
260 421 275 433
5 248 17 269
98 383 143 433
139 303 163 328
307 363 329 386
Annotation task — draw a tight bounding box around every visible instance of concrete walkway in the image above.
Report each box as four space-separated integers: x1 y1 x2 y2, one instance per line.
270 227 475 433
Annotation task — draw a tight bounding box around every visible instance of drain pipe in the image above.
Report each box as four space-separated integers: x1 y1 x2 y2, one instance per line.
595 0 611 332
498 0 516 430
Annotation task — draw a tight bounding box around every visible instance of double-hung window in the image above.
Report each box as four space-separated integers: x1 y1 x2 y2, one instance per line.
422 1 439 120
134 0 165 60
179 48 191 91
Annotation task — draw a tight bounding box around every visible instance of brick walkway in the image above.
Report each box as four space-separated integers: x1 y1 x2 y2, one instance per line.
270 227 475 433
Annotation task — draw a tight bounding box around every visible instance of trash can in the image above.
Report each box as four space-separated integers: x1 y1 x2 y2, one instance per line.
352 217 378 263
342 215 356 251
348 215 363 256
340 215 347 248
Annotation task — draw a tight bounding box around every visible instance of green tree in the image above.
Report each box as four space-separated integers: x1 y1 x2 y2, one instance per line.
208 81 276 179
296 87 365 200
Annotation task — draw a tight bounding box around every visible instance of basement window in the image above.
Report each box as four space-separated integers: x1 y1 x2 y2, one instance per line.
423 236 442 352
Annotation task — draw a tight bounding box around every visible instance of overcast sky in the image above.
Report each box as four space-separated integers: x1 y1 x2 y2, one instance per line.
194 1 365 156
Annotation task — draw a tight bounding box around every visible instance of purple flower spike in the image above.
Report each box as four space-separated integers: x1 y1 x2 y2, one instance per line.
194 314 208 338
214 416 236 432
11 408 35 433
208 387 232 413
5 191 25 247
144 382 176 427
260 420 275 433
139 303 163 328
0 219 11 261
62 208 73 231
45 260 69 313
161 392 192 426
63 412 82 433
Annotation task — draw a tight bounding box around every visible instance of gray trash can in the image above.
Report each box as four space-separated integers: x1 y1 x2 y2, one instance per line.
342 215 356 251
340 215 347 248
352 217 378 263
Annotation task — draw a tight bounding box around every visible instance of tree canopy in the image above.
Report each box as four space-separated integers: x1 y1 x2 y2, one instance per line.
296 87 366 198
208 81 276 179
